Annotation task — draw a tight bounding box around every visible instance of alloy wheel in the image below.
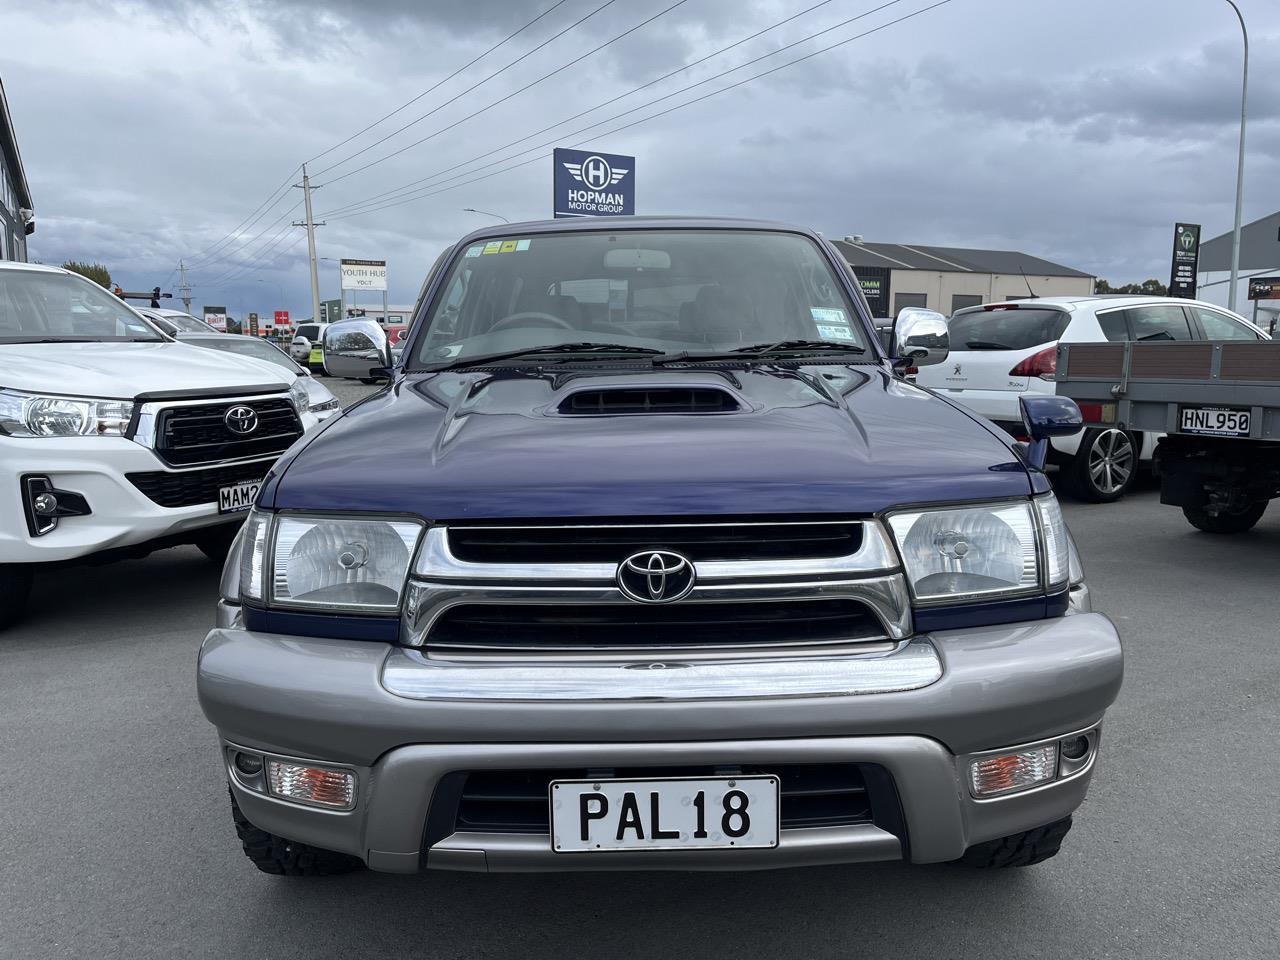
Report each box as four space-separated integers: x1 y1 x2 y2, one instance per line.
1087 429 1134 495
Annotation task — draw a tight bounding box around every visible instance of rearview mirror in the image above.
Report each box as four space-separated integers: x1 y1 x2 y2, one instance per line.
892 308 949 367
323 319 392 381
604 248 670 270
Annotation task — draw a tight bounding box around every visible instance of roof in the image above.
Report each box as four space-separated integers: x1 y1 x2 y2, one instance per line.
1199 211 1280 272
953 295 1253 315
832 239 1093 278
0 75 33 212
0 260 62 274
454 215 817 246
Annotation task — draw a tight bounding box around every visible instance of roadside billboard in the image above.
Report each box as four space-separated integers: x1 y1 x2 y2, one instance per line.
1248 276 1279 301
247 312 259 336
553 147 634 218
274 310 290 327
1169 223 1200 299
202 305 227 332
340 259 387 291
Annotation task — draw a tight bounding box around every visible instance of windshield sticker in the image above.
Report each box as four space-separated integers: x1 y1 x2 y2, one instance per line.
482 241 502 254
499 240 518 253
812 307 854 340
515 239 531 251
464 245 484 258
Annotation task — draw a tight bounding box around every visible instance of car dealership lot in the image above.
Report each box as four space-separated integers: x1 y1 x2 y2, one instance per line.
1 486 1276 960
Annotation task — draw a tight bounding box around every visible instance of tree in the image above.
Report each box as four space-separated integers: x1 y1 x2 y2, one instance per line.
61 261 112 288
1095 278 1167 296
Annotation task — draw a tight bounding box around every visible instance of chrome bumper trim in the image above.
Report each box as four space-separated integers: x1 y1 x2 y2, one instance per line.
381 635 941 702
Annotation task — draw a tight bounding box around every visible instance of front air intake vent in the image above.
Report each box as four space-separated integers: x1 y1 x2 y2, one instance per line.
557 387 741 415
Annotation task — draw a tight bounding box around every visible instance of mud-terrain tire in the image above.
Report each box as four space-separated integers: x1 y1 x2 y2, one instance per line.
231 792 363 876
194 524 241 562
956 816 1073 868
1182 500 1268 534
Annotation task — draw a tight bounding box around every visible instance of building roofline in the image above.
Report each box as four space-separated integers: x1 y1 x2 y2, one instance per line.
0 74 33 212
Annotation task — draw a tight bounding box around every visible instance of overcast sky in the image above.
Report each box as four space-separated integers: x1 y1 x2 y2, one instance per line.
4 0 1278 318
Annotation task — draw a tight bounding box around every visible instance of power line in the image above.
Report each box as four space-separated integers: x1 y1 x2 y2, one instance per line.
305 0 574 166
321 0 919 220
313 0 692 184
326 0 954 222
318 0 853 218
182 165 300 267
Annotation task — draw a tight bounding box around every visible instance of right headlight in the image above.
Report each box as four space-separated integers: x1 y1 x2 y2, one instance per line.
239 509 424 613
0 388 134 438
887 495 1069 604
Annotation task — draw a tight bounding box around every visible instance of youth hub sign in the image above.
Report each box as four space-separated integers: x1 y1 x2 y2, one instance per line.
553 147 635 218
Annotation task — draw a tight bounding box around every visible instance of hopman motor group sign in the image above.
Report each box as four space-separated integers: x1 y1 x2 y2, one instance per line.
1168 223 1200 299
553 147 635 218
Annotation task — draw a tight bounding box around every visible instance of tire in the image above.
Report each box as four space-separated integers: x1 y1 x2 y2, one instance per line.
230 792 362 876
1182 500 1268 534
0 564 33 630
956 816 1073 868
1065 428 1137 503
359 378 378 385
193 524 240 563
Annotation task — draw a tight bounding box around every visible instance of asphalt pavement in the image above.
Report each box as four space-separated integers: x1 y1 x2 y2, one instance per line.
1 417 1277 958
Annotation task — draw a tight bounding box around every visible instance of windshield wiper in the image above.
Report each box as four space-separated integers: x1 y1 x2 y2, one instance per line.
425 342 664 371
655 339 866 365
964 340 1014 350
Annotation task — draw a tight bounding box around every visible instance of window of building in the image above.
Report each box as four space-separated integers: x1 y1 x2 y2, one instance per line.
950 294 982 313
1121 304 1193 341
1190 306 1261 340
893 292 928 314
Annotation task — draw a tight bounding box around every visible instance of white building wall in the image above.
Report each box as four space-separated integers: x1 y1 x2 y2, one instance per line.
887 270 1095 314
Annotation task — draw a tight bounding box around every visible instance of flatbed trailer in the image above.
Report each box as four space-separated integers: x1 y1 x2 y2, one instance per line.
1055 339 1280 533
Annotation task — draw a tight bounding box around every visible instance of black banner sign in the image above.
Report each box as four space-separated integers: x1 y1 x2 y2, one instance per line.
1169 223 1200 298
1248 276 1280 301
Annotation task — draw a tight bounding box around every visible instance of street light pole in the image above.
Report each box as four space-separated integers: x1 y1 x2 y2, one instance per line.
463 207 510 223
1224 0 1248 312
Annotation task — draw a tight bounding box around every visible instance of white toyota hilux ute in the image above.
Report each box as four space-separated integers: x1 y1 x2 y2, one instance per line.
0 262 320 628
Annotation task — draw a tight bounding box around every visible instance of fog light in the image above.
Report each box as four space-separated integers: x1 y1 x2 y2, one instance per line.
1060 735 1090 761
266 760 356 809
33 492 58 515
969 743 1058 797
233 752 263 776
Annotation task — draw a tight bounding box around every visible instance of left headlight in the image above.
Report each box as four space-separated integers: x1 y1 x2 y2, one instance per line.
239 510 424 613
302 377 340 414
887 495 1069 604
0 388 134 438
288 378 310 415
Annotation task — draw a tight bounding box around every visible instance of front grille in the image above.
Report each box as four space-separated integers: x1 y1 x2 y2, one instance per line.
154 398 302 466
127 463 272 508
428 599 884 655
446 519 862 564
558 387 741 415
449 764 878 835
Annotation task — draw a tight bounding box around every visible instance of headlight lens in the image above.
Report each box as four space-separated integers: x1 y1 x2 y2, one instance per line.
0 388 134 438
240 511 424 612
302 378 340 413
288 378 310 414
888 501 1040 603
1034 494 1070 589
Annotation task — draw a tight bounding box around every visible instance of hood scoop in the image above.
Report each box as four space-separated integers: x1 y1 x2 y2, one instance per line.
556 385 743 416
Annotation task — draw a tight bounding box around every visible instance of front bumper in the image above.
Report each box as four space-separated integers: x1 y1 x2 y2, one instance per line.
198 611 1122 873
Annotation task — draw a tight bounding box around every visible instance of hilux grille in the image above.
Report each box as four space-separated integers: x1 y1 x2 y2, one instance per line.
153 398 302 467
446 519 862 564
127 462 272 508
440 763 882 836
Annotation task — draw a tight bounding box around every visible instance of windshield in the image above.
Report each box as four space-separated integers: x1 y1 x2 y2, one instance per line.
410 230 868 367
295 324 320 341
947 307 1071 351
159 312 214 332
0 270 163 343
189 336 302 373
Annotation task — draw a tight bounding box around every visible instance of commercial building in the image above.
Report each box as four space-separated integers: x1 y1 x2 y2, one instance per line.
0 75 34 261
1196 211 1280 325
832 238 1094 317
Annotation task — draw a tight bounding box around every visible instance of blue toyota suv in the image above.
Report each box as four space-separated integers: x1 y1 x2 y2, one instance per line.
198 217 1122 876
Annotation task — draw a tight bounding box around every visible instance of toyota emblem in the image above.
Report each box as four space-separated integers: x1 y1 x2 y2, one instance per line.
223 405 259 435
616 550 696 604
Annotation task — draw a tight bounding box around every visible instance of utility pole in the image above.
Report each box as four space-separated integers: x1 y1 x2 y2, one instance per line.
177 260 192 314
294 164 325 323
1225 0 1248 313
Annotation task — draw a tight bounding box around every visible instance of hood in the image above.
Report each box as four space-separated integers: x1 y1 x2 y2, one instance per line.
266 365 1034 519
0 341 294 398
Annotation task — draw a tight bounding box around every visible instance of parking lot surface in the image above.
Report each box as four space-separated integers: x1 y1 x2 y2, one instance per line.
2 458 1277 958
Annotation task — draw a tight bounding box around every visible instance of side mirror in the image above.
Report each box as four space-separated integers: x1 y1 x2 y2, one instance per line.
892 308 949 367
1019 395 1083 470
323 319 392 381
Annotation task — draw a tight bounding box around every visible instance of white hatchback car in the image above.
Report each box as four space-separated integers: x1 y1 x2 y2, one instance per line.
915 296 1270 501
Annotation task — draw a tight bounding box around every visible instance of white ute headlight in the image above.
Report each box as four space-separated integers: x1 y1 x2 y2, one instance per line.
288 379 310 414
888 495 1069 603
240 510 423 612
0 388 134 438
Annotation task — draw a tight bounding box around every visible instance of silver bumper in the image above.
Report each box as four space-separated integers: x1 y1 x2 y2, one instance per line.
199 612 1122 873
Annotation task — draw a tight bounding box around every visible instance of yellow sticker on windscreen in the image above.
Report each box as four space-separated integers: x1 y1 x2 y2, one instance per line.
499 240 518 253
482 241 502 254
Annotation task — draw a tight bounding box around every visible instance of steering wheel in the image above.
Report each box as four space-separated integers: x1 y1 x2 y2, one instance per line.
489 312 574 332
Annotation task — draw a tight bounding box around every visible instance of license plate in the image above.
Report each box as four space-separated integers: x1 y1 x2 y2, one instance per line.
218 481 261 514
1179 406 1251 437
551 776 779 853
